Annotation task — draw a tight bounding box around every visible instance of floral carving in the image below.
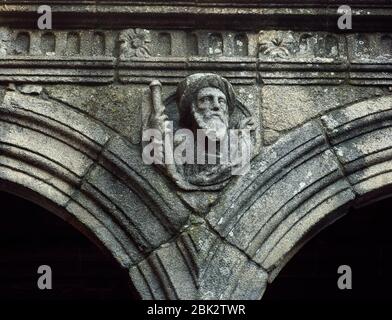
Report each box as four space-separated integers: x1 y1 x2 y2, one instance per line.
258 31 295 58
119 28 151 58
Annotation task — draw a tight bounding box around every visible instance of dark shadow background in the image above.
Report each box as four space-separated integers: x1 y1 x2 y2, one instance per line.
1 190 392 302
0 191 139 301
263 196 392 302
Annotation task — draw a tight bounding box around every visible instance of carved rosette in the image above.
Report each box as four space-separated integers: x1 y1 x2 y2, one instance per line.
258 30 343 61
119 28 152 59
258 30 296 58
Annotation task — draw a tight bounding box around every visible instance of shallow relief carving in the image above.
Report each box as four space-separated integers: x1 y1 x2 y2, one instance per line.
0 26 392 86
258 30 344 61
0 29 113 57
119 28 152 58
119 29 257 58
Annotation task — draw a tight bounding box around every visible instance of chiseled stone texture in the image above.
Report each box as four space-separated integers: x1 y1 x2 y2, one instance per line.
262 85 387 144
2 77 392 300
2 2 392 301
129 220 268 300
44 84 145 144
321 95 392 199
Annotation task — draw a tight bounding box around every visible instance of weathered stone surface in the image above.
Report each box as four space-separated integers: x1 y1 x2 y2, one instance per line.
1 1 392 301
207 120 357 272
129 222 268 300
3 90 111 149
65 199 135 268
262 85 386 143
208 121 326 231
0 115 92 178
85 165 173 249
321 95 392 199
45 84 144 143
100 135 190 231
0 155 72 207
143 73 260 191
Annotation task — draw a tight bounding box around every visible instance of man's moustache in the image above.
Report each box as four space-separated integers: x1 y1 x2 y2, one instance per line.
208 112 224 121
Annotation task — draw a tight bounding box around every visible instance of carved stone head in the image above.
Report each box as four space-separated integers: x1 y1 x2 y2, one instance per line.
144 72 259 191
176 73 235 140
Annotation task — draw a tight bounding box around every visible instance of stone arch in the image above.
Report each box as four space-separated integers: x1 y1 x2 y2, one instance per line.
0 89 190 299
3 88 392 300
207 94 392 298
0 189 138 299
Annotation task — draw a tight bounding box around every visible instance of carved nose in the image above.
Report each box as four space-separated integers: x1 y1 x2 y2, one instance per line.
212 106 219 112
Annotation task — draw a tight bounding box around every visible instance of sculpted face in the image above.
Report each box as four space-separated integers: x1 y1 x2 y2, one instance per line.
192 87 229 141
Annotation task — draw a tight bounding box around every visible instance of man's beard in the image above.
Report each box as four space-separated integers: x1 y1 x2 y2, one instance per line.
193 111 228 141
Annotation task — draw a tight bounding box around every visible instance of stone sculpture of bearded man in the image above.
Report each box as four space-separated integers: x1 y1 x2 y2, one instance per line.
144 73 255 190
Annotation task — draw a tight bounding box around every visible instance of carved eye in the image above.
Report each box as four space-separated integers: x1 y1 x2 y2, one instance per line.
219 98 226 104
200 96 209 104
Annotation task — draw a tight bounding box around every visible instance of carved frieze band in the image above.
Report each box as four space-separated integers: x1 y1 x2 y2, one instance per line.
1 27 392 84
0 27 115 83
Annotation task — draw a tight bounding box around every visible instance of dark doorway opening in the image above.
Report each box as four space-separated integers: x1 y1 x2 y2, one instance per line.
0 191 139 301
263 196 392 301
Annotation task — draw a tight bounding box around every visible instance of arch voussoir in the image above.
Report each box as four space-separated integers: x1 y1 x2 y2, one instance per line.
0 89 192 298
205 95 392 295
321 95 392 202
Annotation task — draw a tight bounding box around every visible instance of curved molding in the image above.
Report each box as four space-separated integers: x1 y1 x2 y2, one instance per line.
2 88 392 300
207 94 392 293
129 222 268 300
0 89 191 297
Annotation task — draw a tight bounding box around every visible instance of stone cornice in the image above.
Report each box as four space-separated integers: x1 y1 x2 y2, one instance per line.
1 28 392 85
1 1 392 30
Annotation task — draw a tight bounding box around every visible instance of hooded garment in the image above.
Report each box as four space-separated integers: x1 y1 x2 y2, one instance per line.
176 73 236 128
